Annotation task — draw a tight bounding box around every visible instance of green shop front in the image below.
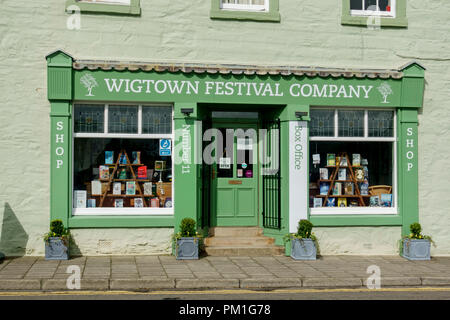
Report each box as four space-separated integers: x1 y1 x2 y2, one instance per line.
47 50 425 255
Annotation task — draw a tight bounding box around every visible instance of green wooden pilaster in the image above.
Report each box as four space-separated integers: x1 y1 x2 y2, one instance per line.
47 51 73 228
173 103 200 233
398 109 419 236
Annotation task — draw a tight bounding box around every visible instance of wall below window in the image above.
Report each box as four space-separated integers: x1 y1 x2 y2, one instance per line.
314 226 401 255
67 228 173 256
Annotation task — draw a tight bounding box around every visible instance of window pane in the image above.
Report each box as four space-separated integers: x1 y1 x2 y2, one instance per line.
309 141 393 208
142 106 172 134
73 138 172 208
350 0 363 10
366 0 378 10
379 0 390 11
368 111 394 137
310 109 335 137
108 105 138 134
74 104 104 133
338 110 364 137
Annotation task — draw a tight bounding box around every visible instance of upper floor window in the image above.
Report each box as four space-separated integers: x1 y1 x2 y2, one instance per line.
80 0 131 4
221 0 269 12
350 0 396 17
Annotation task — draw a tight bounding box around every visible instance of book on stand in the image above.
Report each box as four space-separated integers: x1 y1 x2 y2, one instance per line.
91 180 102 195
87 199 96 208
134 198 144 208
370 195 380 207
380 194 392 207
74 190 87 208
313 198 322 208
333 182 342 196
352 154 361 166
105 151 114 164
327 154 336 166
338 198 347 207
137 166 147 179
99 166 109 179
319 168 328 180
132 151 141 164
344 182 354 195
113 182 121 195
126 181 136 195
319 182 330 195
114 199 123 208
338 168 346 181
326 198 336 207
144 182 153 195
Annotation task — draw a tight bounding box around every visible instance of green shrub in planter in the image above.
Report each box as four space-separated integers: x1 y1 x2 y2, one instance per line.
284 219 318 260
44 219 70 260
173 218 201 260
401 222 435 261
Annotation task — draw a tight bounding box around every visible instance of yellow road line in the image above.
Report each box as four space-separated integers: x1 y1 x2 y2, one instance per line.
1 287 450 297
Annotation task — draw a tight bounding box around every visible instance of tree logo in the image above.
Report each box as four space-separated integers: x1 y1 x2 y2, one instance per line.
80 74 98 96
377 82 393 104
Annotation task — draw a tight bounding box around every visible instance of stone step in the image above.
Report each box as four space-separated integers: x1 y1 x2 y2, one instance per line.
208 227 263 237
204 236 275 246
204 246 285 256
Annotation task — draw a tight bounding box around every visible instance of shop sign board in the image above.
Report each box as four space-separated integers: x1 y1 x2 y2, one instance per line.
74 70 402 107
289 121 308 233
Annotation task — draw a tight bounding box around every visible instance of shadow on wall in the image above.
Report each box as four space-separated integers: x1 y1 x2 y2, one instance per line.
0 203 29 257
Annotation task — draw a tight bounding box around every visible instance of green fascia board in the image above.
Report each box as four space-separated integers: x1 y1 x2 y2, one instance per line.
310 215 402 227
341 0 408 28
210 0 280 22
65 0 141 16
68 215 175 228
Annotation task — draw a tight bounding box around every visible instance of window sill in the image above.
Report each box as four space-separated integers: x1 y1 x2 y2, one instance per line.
311 207 397 215
72 208 173 216
65 0 141 16
210 9 280 22
341 15 407 28
68 214 175 228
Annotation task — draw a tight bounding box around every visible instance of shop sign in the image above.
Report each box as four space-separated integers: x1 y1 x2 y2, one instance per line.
55 121 65 169
75 71 401 106
289 121 308 233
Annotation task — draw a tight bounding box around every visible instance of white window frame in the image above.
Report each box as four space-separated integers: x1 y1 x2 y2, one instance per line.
72 103 174 216
80 0 131 5
309 107 398 216
220 0 269 12
351 0 396 18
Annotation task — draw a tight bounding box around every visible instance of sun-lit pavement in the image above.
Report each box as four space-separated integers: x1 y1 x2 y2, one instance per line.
0 255 449 291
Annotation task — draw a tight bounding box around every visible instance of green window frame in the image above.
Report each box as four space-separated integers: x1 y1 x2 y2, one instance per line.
65 0 141 16
341 0 407 28
210 0 280 22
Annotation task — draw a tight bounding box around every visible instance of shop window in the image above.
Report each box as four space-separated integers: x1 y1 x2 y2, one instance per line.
221 0 269 12
65 0 141 15
210 0 280 22
350 0 396 17
342 0 407 27
73 104 173 215
309 108 397 215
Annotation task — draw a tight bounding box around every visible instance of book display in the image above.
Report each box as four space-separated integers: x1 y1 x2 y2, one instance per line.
81 149 172 208
315 152 374 207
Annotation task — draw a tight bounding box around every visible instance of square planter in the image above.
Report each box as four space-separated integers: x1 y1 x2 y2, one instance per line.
45 237 69 260
291 238 316 260
176 237 199 260
402 239 431 261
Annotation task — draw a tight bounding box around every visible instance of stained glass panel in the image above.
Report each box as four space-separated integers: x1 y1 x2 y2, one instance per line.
310 109 335 137
338 110 364 137
108 105 138 134
368 111 394 137
142 106 172 134
74 104 104 133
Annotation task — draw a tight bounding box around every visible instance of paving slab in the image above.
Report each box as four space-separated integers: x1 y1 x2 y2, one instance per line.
302 277 363 288
42 279 109 291
240 278 302 289
176 279 239 289
421 277 450 286
110 279 175 290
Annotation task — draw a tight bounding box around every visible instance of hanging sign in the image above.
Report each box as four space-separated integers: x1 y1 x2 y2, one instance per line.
219 157 231 169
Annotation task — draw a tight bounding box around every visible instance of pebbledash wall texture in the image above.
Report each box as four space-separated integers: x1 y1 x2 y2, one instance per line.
0 0 449 256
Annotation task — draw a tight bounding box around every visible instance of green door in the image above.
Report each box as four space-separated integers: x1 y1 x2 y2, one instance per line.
210 122 259 227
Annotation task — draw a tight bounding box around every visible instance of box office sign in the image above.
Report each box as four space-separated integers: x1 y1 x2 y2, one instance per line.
75 71 402 107
289 121 308 233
